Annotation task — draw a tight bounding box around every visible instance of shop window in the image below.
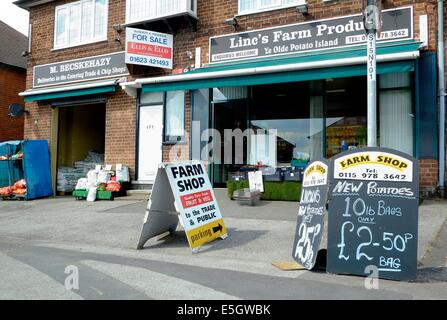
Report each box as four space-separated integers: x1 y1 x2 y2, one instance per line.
250 82 316 168
164 91 186 143
238 0 304 15
325 77 367 158
213 87 248 101
140 92 164 105
54 0 108 49
379 73 414 156
191 89 210 160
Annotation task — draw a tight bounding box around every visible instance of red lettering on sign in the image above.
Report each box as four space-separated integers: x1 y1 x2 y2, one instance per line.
127 42 172 59
180 190 213 209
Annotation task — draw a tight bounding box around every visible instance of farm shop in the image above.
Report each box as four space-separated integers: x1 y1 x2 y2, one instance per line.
119 6 439 196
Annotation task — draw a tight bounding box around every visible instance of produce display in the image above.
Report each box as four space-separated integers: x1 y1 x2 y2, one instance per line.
73 165 128 201
0 140 53 201
106 181 121 192
57 151 104 193
12 179 27 195
0 179 27 197
1 148 26 199
0 186 11 196
0 151 23 161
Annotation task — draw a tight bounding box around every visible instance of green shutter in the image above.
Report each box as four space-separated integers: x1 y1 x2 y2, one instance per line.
143 40 419 93
24 85 116 102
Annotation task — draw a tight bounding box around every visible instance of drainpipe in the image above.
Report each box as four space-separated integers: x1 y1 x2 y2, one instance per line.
438 0 446 198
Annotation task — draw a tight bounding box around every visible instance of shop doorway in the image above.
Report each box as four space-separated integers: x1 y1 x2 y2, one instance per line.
211 99 249 187
137 104 163 182
56 104 106 194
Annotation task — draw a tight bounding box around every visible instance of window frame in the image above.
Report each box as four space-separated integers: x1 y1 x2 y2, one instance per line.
163 91 187 144
237 0 305 16
125 0 197 25
53 0 109 50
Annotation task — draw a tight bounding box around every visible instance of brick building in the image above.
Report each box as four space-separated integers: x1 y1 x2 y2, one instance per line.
0 21 27 142
14 0 443 196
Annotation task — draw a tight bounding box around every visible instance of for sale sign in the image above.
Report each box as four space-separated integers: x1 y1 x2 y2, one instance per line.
125 27 173 69
326 148 419 281
292 159 330 269
165 161 227 250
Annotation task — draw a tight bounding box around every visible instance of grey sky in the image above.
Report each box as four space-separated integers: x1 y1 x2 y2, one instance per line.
0 0 29 36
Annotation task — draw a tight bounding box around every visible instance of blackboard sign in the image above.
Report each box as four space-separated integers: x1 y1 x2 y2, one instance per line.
292 159 330 269
326 148 419 281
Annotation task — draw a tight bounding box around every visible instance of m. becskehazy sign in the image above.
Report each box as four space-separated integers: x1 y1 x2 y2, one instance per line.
33 52 129 88
209 6 412 63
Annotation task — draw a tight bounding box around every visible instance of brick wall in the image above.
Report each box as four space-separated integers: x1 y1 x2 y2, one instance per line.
420 159 439 196
0 64 26 142
104 88 137 179
23 0 440 191
23 101 52 143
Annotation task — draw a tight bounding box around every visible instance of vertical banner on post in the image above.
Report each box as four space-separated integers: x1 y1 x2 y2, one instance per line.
292 159 330 270
326 148 419 281
165 161 228 251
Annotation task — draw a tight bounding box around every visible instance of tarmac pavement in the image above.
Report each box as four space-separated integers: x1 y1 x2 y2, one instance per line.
0 189 446 299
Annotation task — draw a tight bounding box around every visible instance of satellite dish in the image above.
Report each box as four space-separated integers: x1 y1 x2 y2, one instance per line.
8 104 26 118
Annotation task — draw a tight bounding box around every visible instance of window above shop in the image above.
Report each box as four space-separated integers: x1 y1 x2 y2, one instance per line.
54 0 108 50
125 0 197 25
238 0 305 16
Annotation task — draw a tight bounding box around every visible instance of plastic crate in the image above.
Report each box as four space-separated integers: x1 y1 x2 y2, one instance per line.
73 189 114 201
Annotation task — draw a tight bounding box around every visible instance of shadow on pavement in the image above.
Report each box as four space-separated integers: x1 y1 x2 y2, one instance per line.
139 228 268 253
413 267 447 283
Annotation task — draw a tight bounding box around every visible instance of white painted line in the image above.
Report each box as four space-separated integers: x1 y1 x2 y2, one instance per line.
81 260 241 300
0 252 83 300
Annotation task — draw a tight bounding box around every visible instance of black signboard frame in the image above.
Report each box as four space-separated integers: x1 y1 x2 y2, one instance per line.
292 159 330 270
326 147 419 281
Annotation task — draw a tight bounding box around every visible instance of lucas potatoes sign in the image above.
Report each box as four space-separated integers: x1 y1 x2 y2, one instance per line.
292 159 330 269
166 162 227 249
125 27 173 69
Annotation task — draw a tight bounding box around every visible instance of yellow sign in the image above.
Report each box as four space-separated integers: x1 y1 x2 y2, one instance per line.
305 163 327 177
186 218 227 249
339 153 410 172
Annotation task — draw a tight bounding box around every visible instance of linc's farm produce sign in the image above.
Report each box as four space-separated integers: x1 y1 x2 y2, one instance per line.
209 6 412 63
292 159 330 270
326 148 419 281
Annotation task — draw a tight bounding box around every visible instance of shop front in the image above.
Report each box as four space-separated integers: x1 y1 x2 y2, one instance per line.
122 6 438 194
19 52 130 194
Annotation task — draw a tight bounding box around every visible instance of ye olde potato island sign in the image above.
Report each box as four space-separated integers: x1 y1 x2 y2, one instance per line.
326 148 419 281
292 159 330 270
